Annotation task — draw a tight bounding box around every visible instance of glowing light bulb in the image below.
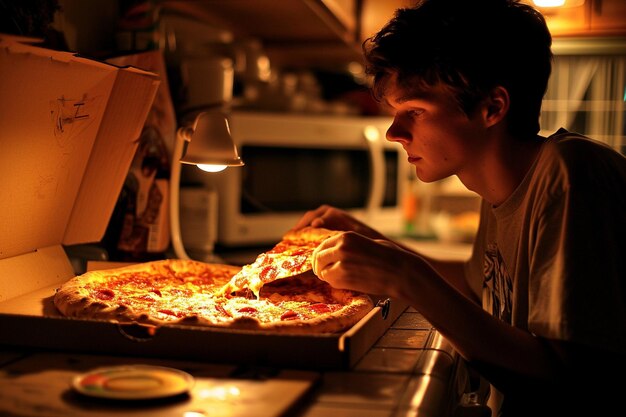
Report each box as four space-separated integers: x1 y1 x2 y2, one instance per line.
197 164 227 173
533 0 566 6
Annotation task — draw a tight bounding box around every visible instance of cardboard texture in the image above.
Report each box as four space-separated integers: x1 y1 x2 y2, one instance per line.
0 35 160 262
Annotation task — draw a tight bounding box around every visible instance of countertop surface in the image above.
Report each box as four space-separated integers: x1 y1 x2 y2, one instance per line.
0 240 472 417
0 308 467 417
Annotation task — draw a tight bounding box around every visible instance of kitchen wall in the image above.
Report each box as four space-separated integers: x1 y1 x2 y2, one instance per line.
6 0 623 243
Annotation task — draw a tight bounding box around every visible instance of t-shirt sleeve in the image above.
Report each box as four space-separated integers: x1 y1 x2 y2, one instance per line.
527 139 626 353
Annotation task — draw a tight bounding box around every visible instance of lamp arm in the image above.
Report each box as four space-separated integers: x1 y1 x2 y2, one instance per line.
170 131 191 260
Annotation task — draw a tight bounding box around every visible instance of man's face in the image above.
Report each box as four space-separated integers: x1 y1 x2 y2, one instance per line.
383 74 488 183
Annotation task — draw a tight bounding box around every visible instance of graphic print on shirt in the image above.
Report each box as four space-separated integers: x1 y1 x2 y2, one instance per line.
483 243 512 323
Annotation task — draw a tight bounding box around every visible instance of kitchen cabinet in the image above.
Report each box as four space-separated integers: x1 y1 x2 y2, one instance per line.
524 0 626 37
162 0 357 44
56 0 624 71
157 0 626 73
361 0 626 43
158 0 414 69
589 0 626 35
160 0 363 69
359 0 414 41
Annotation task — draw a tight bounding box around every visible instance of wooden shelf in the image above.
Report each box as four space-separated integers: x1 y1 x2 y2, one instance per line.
160 0 363 68
158 0 626 69
589 0 626 36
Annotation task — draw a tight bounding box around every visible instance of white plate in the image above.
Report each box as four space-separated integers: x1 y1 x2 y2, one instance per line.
72 365 194 400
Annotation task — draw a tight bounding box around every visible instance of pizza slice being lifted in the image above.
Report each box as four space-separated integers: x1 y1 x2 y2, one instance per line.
219 227 340 298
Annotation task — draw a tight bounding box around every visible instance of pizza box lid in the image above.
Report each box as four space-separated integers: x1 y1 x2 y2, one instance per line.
0 35 159 294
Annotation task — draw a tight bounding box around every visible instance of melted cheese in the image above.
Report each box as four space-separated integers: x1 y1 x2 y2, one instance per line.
220 245 315 298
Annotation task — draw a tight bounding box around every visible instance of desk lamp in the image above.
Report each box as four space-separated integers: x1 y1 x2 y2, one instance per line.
170 111 244 260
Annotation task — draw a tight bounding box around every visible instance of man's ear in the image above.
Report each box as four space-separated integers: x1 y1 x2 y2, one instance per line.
483 86 510 127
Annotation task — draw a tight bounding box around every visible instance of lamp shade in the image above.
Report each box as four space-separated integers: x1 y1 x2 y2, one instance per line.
178 111 243 167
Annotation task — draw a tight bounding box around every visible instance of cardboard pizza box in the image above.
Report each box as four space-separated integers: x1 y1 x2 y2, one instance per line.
0 35 160 301
0 35 405 370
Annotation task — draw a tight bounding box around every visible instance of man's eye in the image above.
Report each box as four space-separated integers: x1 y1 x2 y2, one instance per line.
407 109 423 118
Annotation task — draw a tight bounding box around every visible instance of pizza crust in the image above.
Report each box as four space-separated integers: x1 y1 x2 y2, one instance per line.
281 226 340 243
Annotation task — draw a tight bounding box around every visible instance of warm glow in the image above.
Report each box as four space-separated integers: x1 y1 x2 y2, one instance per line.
533 0 565 6
347 61 363 76
183 412 207 417
532 0 585 7
257 56 272 81
196 385 241 400
364 125 380 142
197 164 227 172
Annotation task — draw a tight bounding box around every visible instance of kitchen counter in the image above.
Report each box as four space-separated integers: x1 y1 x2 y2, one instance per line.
0 240 473 417
0 308 468 417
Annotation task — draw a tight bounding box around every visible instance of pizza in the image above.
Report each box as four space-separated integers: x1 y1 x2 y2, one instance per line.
219 227 341 298
53 229 373 334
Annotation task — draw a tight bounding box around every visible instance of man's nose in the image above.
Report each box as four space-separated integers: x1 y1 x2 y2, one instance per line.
386 121 409 144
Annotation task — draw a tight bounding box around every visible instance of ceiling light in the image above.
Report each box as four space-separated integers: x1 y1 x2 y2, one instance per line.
532 0 585 7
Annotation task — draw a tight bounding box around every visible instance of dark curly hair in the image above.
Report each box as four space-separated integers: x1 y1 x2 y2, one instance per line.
363 0 552 139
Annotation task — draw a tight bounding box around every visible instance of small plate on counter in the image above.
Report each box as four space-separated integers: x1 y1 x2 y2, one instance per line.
72 364 194 400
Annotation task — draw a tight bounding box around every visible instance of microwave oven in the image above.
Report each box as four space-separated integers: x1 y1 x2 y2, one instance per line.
180 111 410 249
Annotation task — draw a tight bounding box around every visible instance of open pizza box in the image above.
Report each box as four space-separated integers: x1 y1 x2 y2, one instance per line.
0 36 405 371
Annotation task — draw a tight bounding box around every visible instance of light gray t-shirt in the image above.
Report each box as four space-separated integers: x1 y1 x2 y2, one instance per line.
464 129 626 414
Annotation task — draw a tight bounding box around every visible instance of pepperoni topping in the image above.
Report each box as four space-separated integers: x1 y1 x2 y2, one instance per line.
94 289 115 300
260 265 279 282
151 289 162 297
280 310 299 321
158 309 184 318
281 254 308 273
288 248 310 257
309 303 331 314
268 243 288 254
135 294 155 303
215 304 231 318
237 307 258 314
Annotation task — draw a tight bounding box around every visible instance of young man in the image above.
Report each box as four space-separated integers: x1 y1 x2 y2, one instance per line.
295 0 626 415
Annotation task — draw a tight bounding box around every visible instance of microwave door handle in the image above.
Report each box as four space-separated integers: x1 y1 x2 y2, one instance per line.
364 126 385 219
